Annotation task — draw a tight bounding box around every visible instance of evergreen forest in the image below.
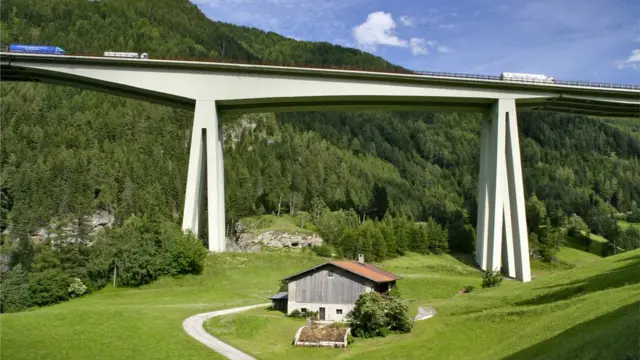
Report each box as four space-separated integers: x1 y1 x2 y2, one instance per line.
0 0 639 312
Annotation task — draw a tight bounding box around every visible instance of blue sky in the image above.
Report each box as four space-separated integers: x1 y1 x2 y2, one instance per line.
190 0 640 84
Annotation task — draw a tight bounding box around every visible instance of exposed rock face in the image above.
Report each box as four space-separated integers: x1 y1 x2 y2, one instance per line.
235 231 323 252
3 210 116 244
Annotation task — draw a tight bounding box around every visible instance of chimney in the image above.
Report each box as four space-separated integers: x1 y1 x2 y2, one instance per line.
357 253 365 264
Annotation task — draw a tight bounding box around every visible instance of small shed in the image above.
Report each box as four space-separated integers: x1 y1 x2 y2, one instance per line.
269 291 289 312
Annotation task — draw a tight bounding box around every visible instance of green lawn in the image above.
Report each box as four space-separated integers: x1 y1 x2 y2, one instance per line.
205 249 640 360
618 220 640 231
240 214 316 234
0 252 323 360
2 248 638 360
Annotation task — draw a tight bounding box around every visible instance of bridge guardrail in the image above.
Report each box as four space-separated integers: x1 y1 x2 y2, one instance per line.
3 50 640 91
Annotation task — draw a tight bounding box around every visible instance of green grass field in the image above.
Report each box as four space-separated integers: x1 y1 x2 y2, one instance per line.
240 214 316 234
204 249 640 360
618 220 640 231
2 248 638 360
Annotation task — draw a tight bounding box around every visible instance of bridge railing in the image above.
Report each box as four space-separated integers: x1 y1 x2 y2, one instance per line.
4 50 640 90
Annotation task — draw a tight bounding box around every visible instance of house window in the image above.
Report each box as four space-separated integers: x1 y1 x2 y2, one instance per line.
328 270 334 278
336 309 343 314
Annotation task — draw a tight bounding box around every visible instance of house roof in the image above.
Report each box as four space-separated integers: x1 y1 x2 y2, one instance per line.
282 260 401 284
268 292 288 300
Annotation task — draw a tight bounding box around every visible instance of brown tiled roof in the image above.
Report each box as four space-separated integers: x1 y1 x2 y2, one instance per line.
282 260 401 283
330 261 401 283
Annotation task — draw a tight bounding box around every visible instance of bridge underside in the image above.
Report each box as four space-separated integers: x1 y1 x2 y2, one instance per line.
519 97 639 118
2 63 638 118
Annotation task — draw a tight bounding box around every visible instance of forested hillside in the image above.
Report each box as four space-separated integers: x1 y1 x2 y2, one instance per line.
1 0 639 311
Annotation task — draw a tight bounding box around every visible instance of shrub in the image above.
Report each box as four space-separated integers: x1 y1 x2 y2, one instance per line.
311 244 333 258
386 295 414 333
347 291 413 338
388 284 402 298
347 292 389 338
463 285 474 293
288 309 303 318
95 215 209 287
28 268 71 307
347 334 355 345
68 277 87 298
481 270 503 288
166 230 208 276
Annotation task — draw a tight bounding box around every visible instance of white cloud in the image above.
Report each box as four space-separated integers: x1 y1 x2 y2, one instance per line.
409 38 429 55
616 49 640 70
352 11 451 57
399 16 414 27
352 11 408 50
437 45 454 53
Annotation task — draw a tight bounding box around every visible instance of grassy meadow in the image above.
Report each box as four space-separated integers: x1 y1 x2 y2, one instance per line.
204 250 640 360
2 248 638 360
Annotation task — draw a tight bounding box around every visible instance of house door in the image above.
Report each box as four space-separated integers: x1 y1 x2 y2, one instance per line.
319 307 326 321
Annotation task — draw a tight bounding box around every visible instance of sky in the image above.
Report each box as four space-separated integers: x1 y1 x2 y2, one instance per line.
190 0 640 85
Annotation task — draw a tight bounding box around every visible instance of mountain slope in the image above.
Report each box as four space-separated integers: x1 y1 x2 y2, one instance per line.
1 0 639 251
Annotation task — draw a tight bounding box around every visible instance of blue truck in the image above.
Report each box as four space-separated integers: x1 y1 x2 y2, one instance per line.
7 44 66 55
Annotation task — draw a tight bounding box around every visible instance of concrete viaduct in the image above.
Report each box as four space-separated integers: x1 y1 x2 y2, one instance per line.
1 52 638 282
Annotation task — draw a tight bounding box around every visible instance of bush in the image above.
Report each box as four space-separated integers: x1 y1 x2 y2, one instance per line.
386 296 413 333
348 292 389 338
347 334 355 345
28 268 71 307
481 270 503 288
68 277 87 298
389 285 402 298
311 244 333 258
288 309 303 318
463 285 474 293
166 230 208 276
628 207 640 223
96 215 208 287
347 291 413 338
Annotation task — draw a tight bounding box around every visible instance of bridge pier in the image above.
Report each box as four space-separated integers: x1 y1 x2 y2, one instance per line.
476 98 531 282
182 100 226 252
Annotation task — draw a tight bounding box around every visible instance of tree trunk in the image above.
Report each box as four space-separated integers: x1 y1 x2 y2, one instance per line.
277 192 283 217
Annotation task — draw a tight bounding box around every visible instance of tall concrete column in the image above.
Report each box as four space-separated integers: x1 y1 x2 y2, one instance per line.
475 118 491 271
504 101 531 282
216 121 226 251
475 98 530 282
486 100 507 273
501 157 516 278
182 100 225 252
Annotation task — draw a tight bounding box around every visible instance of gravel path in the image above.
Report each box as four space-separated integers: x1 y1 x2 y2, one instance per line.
415 306 437 321
183 303 271 360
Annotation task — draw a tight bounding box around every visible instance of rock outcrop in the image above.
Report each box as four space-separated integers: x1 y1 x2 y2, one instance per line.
2 210 115 245
234 230 323 252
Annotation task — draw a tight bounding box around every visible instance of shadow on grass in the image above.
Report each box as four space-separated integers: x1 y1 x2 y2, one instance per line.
502 301 640 360
451 253 479 269
518 255 640 306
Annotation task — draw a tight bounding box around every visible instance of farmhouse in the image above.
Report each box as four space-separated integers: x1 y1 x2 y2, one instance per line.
269 254 401 322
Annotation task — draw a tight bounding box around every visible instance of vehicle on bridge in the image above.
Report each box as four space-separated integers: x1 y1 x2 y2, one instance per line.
500 72 555 83
7 44 66 55
103 51 149 59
